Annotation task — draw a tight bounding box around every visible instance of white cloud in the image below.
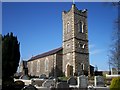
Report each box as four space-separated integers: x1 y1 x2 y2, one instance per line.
89 44 95 49
90 49 105 55
89 44 106 55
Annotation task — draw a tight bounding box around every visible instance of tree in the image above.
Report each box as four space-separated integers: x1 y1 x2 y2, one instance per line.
2 32 20 84
108 2 120 74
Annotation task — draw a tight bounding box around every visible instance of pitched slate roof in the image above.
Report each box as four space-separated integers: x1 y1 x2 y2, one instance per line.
28 47 62 61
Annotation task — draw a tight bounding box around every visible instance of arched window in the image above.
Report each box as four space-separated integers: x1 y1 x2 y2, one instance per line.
79 22 83 33
31 62 33 73
66 21 71 33
81 63 84 70
45 58 49 71
37 60 40 72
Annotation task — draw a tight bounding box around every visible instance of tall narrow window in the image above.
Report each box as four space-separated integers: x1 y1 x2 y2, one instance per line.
45 58 49 71
37 60 40 72
81 63 84 70
31 62 33 73
66 22 71 33
79 22 83 33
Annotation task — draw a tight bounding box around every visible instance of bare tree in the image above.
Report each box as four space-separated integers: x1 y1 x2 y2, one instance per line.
108 2 120 74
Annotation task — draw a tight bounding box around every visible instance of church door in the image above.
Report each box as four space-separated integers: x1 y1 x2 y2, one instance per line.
67 64 73 77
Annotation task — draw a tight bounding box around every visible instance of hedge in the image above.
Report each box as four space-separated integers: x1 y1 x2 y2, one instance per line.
110 77 120 90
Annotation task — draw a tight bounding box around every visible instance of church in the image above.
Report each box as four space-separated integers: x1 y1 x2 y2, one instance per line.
27 4 90 77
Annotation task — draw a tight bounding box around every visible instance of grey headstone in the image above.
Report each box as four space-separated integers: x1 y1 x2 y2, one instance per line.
56 82 69 88
67 76 77 85
111 68 118 75
39 74 47 79
20 75 29 80
21 84 38 90
42 79 56 88
31 79 45 86
77 75 88 88
94 76 105 87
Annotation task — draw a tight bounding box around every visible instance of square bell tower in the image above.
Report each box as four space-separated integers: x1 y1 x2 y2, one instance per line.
62 4 90 77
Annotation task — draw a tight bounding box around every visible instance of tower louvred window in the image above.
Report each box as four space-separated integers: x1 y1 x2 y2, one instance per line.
79 22 83 33
67 22 71 33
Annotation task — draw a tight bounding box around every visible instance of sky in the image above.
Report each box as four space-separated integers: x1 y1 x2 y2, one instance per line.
2 2 118 71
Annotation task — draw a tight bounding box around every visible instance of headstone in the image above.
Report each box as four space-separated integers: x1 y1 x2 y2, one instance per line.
20 75 29 80
56 82 69 88
111 68 118 75
77 75 88 88
31 79 45 86
42 79 56 88
94 76 105 87
39 74 47 79
67 76 77 85
21 84 38 90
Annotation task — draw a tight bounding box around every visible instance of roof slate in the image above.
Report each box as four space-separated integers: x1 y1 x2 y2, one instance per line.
28 47 62 61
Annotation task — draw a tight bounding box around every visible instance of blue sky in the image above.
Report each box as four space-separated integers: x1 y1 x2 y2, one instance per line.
2 2 118 71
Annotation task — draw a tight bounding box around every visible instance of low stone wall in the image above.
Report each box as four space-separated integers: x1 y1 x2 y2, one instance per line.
106 74 120 79
14 79 31 85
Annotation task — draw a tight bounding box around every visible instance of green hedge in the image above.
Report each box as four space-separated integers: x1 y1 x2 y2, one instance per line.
110 77 120 90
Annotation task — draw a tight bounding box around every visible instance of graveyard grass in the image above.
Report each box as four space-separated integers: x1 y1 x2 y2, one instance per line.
58 76 69 81
110 77 120 90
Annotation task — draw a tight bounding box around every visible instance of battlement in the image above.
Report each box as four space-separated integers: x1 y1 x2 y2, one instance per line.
62 4 87 18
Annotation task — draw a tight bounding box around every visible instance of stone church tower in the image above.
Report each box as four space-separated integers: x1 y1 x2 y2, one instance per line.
62 4 90 77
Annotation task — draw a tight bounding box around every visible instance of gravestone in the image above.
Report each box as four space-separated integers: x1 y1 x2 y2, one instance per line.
31 79 45 86
39 74 47 79
42 79 56 88
67 76 77 85
20 75 29 80
77 75 88 88
21 84 38 90
56 82 69 89
111 68 118 75
94 76 105 87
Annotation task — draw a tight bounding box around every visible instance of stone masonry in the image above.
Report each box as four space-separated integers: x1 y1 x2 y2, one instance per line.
62 4 90 77
27 4 90 77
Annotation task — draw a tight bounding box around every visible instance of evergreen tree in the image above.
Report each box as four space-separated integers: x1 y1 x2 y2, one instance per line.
2 32 20 85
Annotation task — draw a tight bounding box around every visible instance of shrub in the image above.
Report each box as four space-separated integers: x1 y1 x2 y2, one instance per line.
14 80 25 90
110 77 120 90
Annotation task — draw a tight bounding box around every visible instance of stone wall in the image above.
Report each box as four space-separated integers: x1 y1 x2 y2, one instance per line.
62 4 90 77
27 50 62 77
